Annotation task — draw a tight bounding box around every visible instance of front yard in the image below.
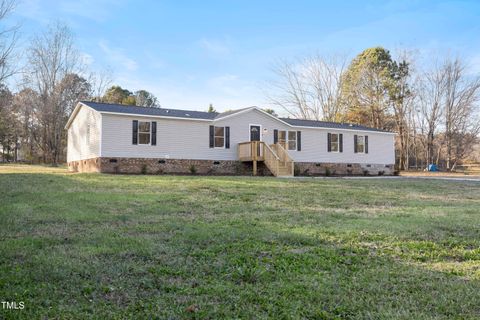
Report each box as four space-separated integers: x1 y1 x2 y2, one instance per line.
1 165 479 319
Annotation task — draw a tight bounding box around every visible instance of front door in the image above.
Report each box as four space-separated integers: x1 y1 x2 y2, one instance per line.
250 125 261 157
250 125 261 141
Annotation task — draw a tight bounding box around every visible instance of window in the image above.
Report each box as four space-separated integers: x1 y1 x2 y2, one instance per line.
138 121 151 144
356 135 365 153
330 133 339 152
278 130 286 147
214 126 225 148
277 130 297 150
288 131 297 150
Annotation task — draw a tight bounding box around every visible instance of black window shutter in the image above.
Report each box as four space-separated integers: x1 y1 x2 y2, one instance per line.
365 136 369 154
327 133 331 152
132 120 138 145
339 134 343 152
273 129 278 144
297 131 301 151
354 135 358 153
151 121 157 145
209 125 214 148
225 126 230 149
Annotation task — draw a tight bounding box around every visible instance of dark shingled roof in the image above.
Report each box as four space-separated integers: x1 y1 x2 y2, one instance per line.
213 107 251 119
279 118 391 133
80 101 391 133
81 101 217 120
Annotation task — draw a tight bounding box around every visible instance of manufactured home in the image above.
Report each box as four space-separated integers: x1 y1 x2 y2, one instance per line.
65 101 395 176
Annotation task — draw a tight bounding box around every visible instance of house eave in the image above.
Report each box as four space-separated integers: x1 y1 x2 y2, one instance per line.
65 102 85 129
287 124 396 135
97 111 213 122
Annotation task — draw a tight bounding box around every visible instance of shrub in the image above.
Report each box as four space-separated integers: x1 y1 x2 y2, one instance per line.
378 170 385 176
141 164 147 174
363 170 369 176
325 167 331 176
294 164 301 176
189 164 197 175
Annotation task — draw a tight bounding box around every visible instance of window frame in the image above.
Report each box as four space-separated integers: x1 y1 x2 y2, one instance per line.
278 130 287 147
138 121 151 145
330 133 340 153
287 131 297 151
356 135 365 153
214 126 225 148
277 130 298 151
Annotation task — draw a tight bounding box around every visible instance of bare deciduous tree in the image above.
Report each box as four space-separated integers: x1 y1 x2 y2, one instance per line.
25 22 85 164
417 61 447 164
389 50 415 170
88 68 113 102
0 0 18 83
12 88 39 162
443 57 480 169
266 54 347 121
304 55 347 121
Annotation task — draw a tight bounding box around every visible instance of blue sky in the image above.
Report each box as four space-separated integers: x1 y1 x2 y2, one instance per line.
11 0 480 112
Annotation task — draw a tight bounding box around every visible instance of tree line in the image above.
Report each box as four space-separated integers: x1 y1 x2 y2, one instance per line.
267 47 480 170
0 1 159 164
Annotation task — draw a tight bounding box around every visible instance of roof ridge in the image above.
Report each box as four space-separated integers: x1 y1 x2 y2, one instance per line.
280 117 391 133
81 100 217 115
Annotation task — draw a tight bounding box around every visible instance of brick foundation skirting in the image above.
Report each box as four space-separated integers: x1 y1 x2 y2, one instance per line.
295 162 394 176
68 157 394 176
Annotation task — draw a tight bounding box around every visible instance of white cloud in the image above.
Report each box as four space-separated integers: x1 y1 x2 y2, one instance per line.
80 52 95 66
99 41 138 71
198 38 231 56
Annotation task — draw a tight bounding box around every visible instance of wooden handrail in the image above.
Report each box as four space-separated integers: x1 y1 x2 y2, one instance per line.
263 143 280 161
237 141 294 177
263 142 280 176
270 143 294 176
274 143 293 163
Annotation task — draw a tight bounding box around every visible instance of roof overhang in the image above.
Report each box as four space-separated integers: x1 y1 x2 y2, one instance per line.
286 124 396 135
98 111 212 122
65 102 395 135
65 102 85 130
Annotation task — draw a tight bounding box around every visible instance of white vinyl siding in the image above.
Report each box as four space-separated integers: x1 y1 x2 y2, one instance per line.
67 105 101 162
98 108 395 165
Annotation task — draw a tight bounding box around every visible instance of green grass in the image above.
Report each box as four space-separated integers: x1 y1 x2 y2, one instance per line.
1 165 480 319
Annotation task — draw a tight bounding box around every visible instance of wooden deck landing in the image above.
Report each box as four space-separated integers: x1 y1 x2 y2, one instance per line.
238 141 294 177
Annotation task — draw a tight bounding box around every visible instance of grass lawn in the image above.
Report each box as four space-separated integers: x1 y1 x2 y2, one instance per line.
1 165 480 319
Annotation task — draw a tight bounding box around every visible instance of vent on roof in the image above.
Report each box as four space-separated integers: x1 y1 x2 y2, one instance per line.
185 113 190 116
